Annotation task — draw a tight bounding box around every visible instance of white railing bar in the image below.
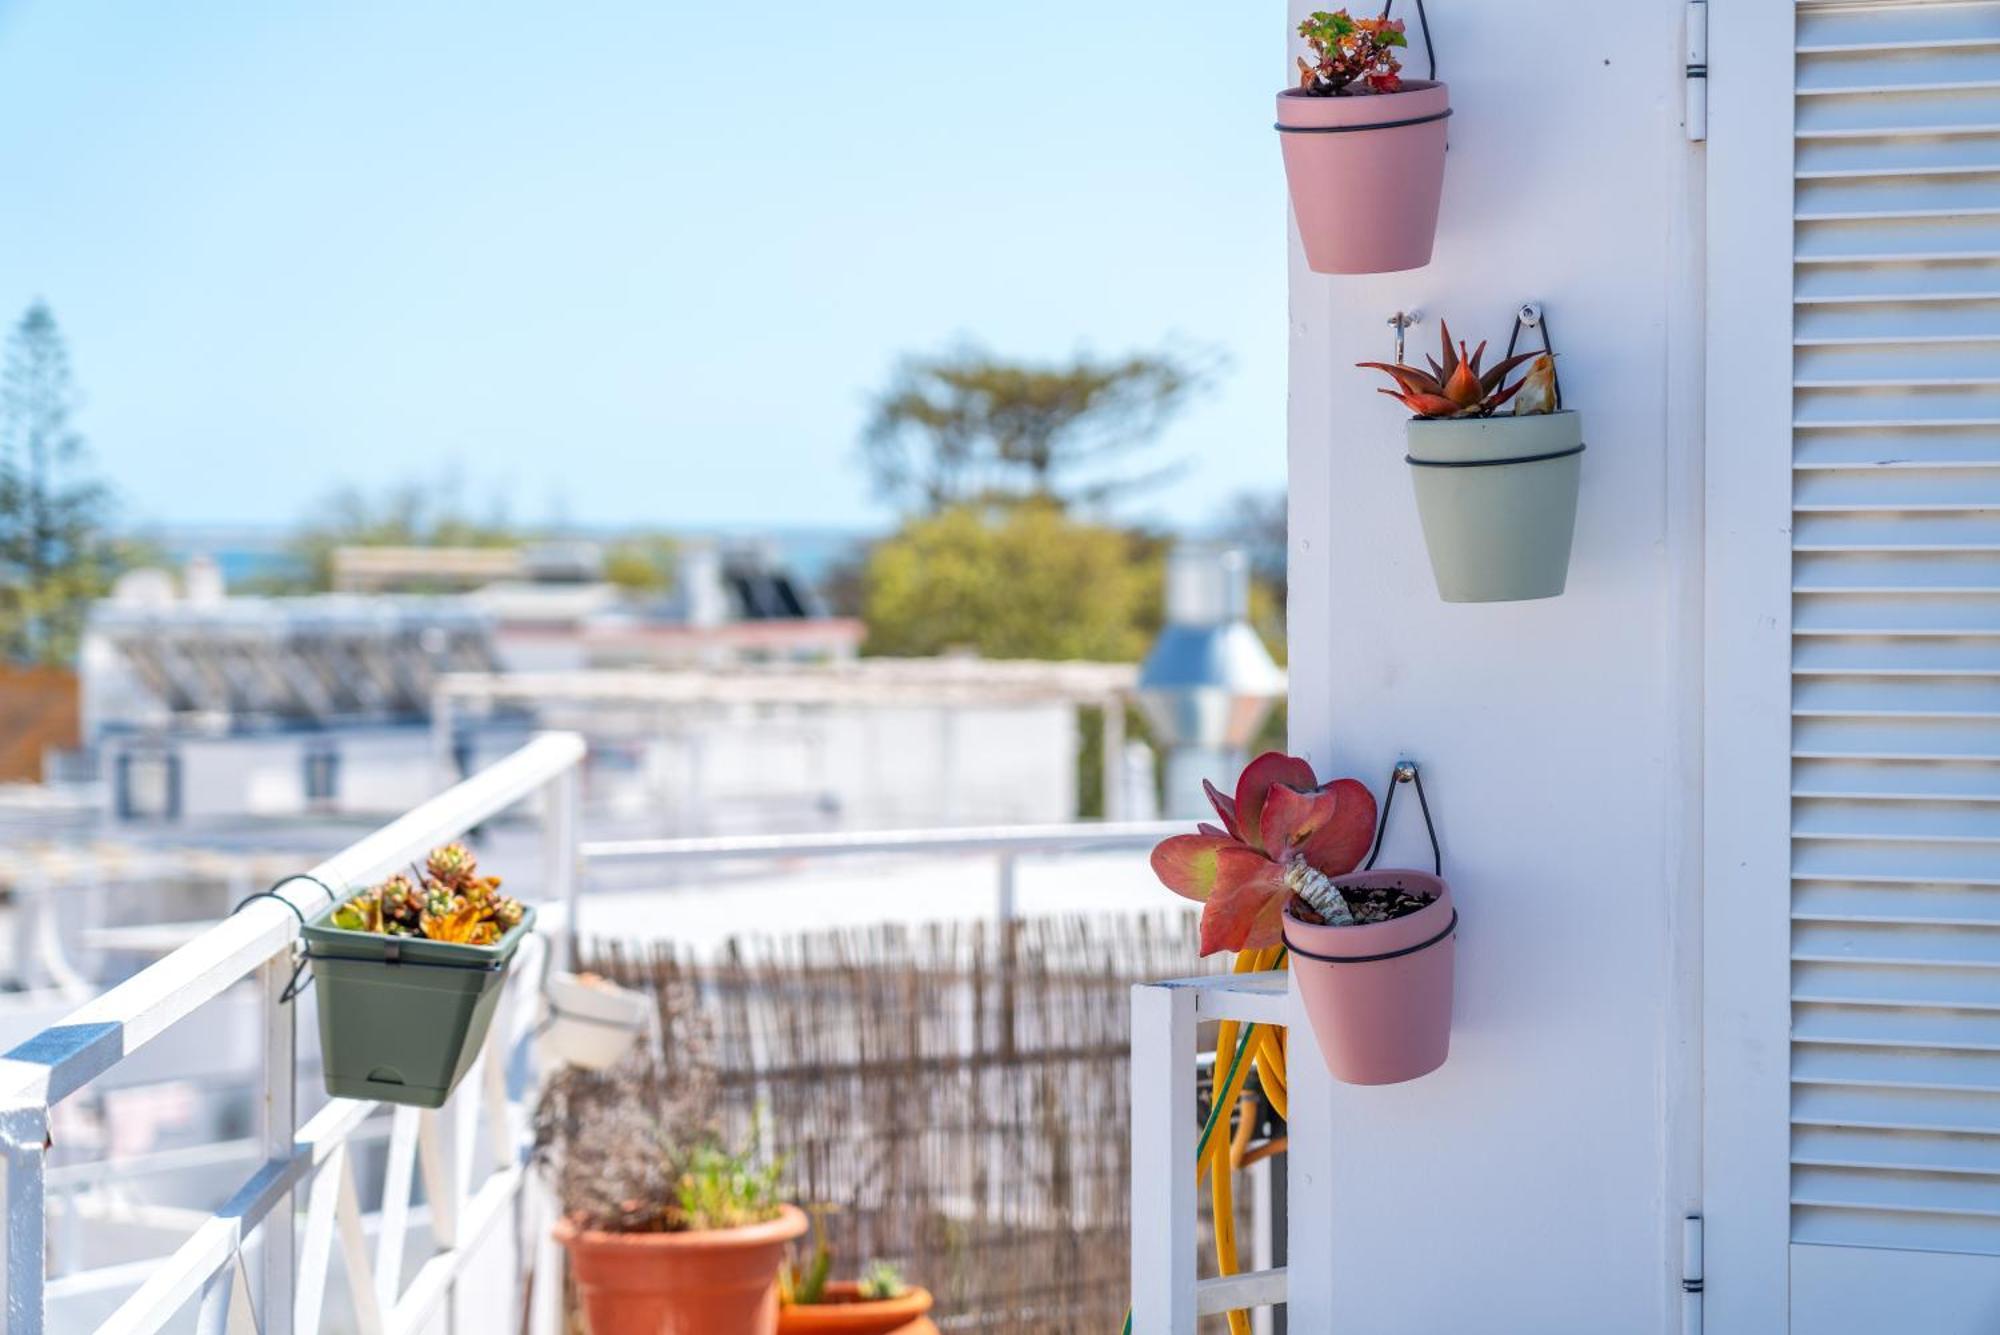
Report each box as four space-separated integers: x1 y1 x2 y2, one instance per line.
1130 981 1198 1335
258 951 297 1335
1152 971 1291 1027
1196 1267 1289 1316
580 820 1183 864
0 732 587 1110
292 1142 343 1334
374 1107 418 1314
387 1163 522 1335
336 1150 386 1335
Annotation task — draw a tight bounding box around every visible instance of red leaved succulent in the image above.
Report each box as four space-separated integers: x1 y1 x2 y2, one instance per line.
1150 752 1377 956
1357 319 1546 419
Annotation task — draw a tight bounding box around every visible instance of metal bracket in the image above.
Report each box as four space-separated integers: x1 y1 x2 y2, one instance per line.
1388 310 1424 365
1682 1214 1704 1333
1685 1 1708 141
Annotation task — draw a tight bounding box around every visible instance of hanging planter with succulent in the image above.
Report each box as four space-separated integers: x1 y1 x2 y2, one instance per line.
1276 3 1449 275
301 842 537 1108
1150 753 1457 1086
1359 309 1582 603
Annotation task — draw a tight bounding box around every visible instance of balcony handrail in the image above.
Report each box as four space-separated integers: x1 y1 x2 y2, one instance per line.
1 731 586 1335
582 819 1183 864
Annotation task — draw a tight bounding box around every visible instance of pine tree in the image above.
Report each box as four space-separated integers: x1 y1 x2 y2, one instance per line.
0 301 112 665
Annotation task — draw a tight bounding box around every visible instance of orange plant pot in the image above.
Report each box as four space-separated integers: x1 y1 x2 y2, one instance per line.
556 1205 808 1335
778 1283 937 1335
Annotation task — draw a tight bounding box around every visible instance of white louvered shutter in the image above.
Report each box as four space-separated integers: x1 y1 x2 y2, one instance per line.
1786 0 2000 1325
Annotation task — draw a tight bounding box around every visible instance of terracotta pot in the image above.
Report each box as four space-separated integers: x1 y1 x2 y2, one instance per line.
778 1283 938 1335
1275 81 1451 275
556 1204 809 1335
1282 870 1456 1085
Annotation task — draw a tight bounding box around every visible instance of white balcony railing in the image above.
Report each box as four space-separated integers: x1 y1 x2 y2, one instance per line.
0 731 584 1335
1129 970 1291 1335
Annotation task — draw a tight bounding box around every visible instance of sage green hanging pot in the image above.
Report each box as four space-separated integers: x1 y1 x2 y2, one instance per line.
302 898 536 1109
1405 410 1584 603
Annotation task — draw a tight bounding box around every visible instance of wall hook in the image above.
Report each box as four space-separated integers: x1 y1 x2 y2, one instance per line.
1388 310 1424 365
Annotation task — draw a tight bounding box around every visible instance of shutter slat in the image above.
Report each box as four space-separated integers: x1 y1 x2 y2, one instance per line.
1792 1083 2000 1133
1796 384 2000 426
1795 961 2000 1010
1796 339 2000 384
1797 298 2000 343
1799 5 2000 56
1796 1004 2000 1049
1800 136 2000 178
1792 921 2000 966
1795 758 2000 799
1793 1206 2000 1255
1794 1165 2000 1216
1793 839 2000 882
1795 716 2000 760
1798 172 2000 220
1797 86 2000 138
1795 512 2000 551
1797 257 2000 302
1796 1126 2000 1178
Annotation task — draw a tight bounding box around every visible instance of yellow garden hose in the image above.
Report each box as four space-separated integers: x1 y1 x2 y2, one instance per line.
1122 946 1289 1335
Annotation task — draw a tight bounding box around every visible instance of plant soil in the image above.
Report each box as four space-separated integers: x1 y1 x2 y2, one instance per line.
1290 884 1435 928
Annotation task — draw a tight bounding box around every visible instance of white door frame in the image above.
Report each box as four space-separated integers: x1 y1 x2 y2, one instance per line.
1701 1 1798 1329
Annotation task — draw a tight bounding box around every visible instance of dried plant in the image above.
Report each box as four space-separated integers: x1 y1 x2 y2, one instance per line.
532 976 786 1233
1357 320 1551 419
1296 10 1407 96
329 842 524 946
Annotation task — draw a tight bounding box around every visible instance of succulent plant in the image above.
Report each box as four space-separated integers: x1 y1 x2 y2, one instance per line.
1297 10 1406 96
859 1261 906 1301
329 845 525 947
1357 319 1549 419
1150 752 1377 954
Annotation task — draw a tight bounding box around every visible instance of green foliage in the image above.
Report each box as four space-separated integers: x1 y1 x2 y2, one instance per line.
676 1140 788 1231
861 502 1163 662
780 1210 834 1305
285 478 520 591
329 843 524 946
0 301 116 666
859 1261 906 1301
862 345 1214 514
1296 10 1407 95
601 534 678 594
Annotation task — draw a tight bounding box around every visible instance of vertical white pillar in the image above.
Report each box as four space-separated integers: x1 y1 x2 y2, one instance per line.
1129 983 1197 1335
542 762 581 971
258 951 297 1335
2 1104 47 1335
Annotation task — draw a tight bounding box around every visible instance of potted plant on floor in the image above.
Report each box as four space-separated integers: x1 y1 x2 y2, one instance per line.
303 843 536 1108
1150 752 1457 1085
1277 7 1450 274
778 1215 936 1335
535 991 807 1335
1359 319 1581 602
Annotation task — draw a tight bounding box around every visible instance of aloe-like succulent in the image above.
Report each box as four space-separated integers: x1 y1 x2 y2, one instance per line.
1297 10 1407 96
330 843 525 947
1358 320 1549 419
859 1261 906 1301
1150 752 1377 955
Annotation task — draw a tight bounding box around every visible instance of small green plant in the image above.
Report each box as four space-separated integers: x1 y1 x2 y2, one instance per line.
676 1141 787 1231
859 1261 906 1301
1296 10 1407 96
780 1209 835 1305
329 843 525 946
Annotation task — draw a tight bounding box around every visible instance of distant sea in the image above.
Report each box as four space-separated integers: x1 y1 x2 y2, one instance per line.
139 524 878 593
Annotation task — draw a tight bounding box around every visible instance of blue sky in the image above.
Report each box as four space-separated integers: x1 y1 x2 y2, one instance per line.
0 1 1287 535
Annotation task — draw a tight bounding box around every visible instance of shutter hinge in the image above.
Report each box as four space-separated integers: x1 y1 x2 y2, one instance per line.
1682 1214 1705 1332
1684 1 1709 141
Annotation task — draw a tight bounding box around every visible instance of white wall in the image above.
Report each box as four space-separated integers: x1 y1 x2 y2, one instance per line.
1284 1 1704 1330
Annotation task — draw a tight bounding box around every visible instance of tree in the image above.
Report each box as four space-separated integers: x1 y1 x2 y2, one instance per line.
281 478 520 591
861 501 1164 661
862 344 1215 514
0 301 114 665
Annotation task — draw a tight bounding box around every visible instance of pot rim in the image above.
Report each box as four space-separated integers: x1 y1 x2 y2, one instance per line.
1277 79 1445 100
1282 871 1454 958
554 1202 809 1251
782 1282 934 1317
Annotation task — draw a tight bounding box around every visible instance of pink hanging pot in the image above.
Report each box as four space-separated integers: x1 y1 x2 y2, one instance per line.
1276 0 1449 275
1283 761 1457 1085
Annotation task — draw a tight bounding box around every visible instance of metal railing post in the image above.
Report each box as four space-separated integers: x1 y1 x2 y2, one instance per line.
2 1103 48 1333
996 852 1018 923
257 952 297 1335
544 763 581 970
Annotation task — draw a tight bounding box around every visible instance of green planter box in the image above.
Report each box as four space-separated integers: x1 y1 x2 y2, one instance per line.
302 898 536 1109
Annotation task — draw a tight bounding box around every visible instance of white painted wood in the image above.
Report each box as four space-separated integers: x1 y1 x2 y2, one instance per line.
1195 1267 1287 1316
335 1152 385 1335
1129 982 1196 1335
256 953 295 1335
375 1106 419 1313
1792 1243 2000 1332
3 1107 46 1334
293 1143 343 1335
